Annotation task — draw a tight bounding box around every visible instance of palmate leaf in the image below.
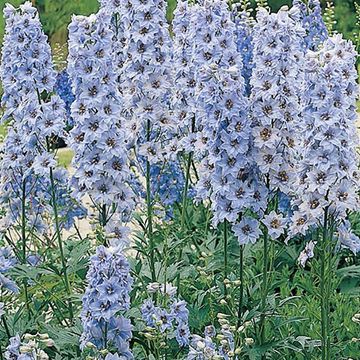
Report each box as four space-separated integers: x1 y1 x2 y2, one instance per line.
66 239 91 275
44 321 82 349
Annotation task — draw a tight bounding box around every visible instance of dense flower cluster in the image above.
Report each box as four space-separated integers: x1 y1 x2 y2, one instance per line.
187 320 236 359
190 0 267 246
290 35 360 241
141 282 190 347
81 245 133 358
232 5 254 96
192 0 249 216
120 0 174 155
301 0 328 51
5 333 54 360
250 7 305 197
67 10 134 224
0 247 18 294
172 0 197 152
98 0 127 83
0 2 85 234
0 2 55 112
149 161 192 218
55 70 75 127
0 1 359 359
0 2 54 232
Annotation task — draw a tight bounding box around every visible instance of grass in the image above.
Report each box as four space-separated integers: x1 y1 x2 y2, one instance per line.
0 121 7 140
57 148 74 168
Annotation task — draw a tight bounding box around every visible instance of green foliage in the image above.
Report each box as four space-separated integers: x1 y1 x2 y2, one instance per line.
0 0 99 45
1 0 359 48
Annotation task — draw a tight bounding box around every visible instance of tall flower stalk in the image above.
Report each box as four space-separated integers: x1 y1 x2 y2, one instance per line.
190 2 263 329
249 5 306 354
67 10 135 357
0 1 84 320
292 34 359 359
119 0 174 283
67 10 134 237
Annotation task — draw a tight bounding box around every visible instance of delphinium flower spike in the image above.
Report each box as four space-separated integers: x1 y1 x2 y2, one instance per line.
172 0 197 153
55 70 76 128
0 3 85 320
68 11 135 358
189 0 267 333
293 0 328 51
250 6 306 201
231 2 254 96
141 282 191 352
291 35 359 249
80 246 133 359
98 0 128 84
119 0 174 150
67 10 134 236
0 2 86 237
249 6 306 354
291 34 359 359
118 0 174 282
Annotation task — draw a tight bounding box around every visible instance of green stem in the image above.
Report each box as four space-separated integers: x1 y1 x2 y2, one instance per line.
49 167 73 321
176 151 193 292
237 245 244 329
259 229 269 359
320 207 330 360
2 317 11 339
21 181 26 262
100 204 107 227
146 120 156 284
104 322 108 349
36 89 73 320
181 152 192 230
20 180 31 318
224 220 229 295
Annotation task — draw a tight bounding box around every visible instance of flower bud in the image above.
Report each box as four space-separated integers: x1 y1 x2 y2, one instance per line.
44 339 55 347
19 345 33 353
38 350 49 360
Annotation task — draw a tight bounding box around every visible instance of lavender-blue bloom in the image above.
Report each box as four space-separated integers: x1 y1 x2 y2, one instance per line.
191 0 261 235
172 0 197 154
141 295 190 347
81 245 133 358
98 0 128 82
55 70 75 127
0 2 85 235
187 324 236 359
4 335 22 360
231 5 254 96
302 0 328 51
290 35 360 244
250 7 306 198
0 247 19 294
120 0 174 155
67 10 134 229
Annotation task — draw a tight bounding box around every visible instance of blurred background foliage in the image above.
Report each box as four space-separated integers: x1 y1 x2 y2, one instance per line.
0 0 358 48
